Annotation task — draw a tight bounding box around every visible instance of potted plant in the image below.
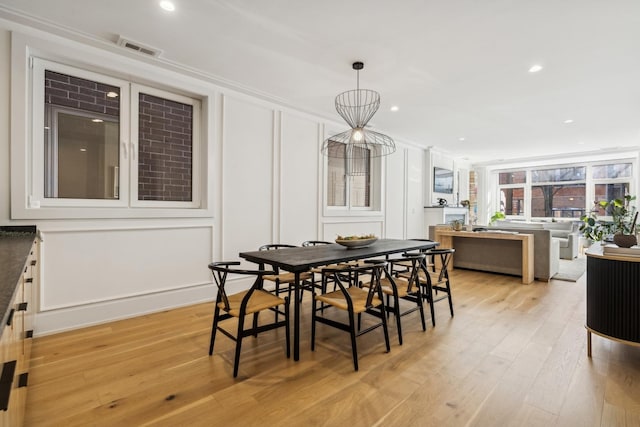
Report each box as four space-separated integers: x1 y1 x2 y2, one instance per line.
579 195 639 247
490 211 505 225
608 195 638 247
450 219 464 231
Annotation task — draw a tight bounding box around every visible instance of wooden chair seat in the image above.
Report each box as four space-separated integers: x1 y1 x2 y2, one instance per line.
218 289 287 317
315 286 383 313
377 276 413 298
263 271 311 284
310 260 359 274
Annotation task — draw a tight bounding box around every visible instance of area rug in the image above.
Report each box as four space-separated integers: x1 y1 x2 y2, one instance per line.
553 257 586 282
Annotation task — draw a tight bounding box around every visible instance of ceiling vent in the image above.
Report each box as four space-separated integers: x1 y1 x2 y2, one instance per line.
116 36 162 57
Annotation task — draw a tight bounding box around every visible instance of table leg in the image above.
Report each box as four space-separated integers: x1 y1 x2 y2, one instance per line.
294 271 301 361
587 329 592 358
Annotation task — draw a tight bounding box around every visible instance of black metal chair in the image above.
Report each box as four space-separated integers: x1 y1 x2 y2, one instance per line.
258 244 312 318
301 240 341 300
207 261 290 378
363 253 427 345
311 260 390 371
412 248 455 325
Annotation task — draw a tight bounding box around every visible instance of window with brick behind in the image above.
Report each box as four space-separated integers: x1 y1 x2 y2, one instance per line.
45 70 120 117
138 93 193 202
30 56 202 212
44 70 121 200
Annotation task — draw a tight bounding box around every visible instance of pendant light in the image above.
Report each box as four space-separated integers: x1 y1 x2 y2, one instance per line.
321 61 395 175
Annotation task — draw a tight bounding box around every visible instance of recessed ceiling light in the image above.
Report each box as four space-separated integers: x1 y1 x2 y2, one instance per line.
390 105 399 112
106 91 119 98
564 119 574 124
160 1 175 11
459 137 466 141
91 118 104 123
80 148 87 152
528 64 543 73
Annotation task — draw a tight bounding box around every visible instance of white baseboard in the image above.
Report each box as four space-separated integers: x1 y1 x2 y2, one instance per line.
34 282 216 336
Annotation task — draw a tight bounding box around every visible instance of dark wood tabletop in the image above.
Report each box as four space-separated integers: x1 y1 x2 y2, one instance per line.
239 238 439 272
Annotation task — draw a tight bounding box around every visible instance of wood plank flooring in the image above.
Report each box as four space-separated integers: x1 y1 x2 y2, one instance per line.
24 266 640 426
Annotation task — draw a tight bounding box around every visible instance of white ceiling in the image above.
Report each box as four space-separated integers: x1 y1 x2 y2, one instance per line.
1 0 640 163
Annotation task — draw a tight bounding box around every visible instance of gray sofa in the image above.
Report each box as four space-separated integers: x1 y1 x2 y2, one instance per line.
542 222 580 259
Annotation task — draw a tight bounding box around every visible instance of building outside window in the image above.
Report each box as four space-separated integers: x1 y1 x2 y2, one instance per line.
495 161 633 220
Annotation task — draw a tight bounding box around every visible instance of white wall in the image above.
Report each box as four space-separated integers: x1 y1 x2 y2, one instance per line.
0 20 426 335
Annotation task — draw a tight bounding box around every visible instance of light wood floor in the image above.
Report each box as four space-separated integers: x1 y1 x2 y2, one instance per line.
25 268 640 427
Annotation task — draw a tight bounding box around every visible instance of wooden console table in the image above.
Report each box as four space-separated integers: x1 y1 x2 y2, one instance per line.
585 244 640 357
434 230 534 284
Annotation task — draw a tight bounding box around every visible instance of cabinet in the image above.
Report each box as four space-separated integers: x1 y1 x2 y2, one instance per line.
0 230 37 426
424 207 468 238
585 245 640 356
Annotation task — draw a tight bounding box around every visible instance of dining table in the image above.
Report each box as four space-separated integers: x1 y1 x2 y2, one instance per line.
239 238 439 360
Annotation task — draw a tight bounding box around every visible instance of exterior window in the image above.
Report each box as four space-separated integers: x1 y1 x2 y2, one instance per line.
593 163 632 215
594 183 629 215
592 163 632 179
531 184 585 218
32 58 201 210
326 141 372 209
498 171 526 185
498 170 525 216
493 161 634 221
500 188 524 215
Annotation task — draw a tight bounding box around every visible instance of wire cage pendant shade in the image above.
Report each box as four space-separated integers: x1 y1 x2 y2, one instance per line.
321 62 395 175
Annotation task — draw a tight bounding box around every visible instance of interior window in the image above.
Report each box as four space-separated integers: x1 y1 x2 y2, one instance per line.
44 70 120 200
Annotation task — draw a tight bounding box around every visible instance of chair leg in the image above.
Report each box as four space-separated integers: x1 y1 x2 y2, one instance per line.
209 305 221 356
284 297 291 358
274 280 281 322
393 293 403 345
348 310 359 371
252 312 260 337
311 295 317 351
424 280 436 327
417 290 427 331
233 315 245 378
380 303 391 353
446 278 454 317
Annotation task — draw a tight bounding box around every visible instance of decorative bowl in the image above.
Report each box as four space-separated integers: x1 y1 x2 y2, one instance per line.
335 237 378 249
613 233 637 248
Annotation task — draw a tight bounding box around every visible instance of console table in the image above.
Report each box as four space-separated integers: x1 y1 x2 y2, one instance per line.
434 230 534 284
585 244 640 356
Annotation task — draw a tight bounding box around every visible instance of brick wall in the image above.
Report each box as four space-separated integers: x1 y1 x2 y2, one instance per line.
45 70 120 117
138 93 193 202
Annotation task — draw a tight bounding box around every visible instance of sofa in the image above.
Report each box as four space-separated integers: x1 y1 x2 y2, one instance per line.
541 222 580 259
493 220 581 260
429 224 560 281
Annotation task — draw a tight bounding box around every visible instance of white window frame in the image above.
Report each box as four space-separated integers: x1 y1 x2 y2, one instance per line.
493 159 636 221
31 58 131 208
130 84 201 208
10 33 212 219
323 135 383 216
